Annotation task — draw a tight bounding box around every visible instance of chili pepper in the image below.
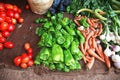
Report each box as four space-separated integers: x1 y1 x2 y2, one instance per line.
76 30 85 43
65 26 76 36
79 18 89 28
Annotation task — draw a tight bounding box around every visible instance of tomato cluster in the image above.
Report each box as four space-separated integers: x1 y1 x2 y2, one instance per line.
0 3 24 50
13 43 34 69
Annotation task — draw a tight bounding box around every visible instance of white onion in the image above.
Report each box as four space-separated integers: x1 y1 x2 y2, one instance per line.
111 54 120 62
106 34 112 42
109 32 116 41
112 45 120 52
114 62 120 69
104 46 113 57
99 34 106 40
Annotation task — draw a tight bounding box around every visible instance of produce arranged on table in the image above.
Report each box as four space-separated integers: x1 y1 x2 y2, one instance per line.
0 3 24 50
34 13 84 72
34 0 120 70
71 0 120 69
13 43 34 69
74 15 110 69
0 0 120 71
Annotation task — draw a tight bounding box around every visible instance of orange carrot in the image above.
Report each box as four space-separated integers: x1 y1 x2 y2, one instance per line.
74 19 80 26
79 43 86 55
88 37 92 48
104 54 111 68
97 23 103 36
86 57 95 70
97 44 105 59
84 31 94 51
90 27 96 31
92 38 97 48
87 18 93 26
95 45 105 60
82 55 87 63
91 18 99 23
86 55 92 61
87 49 105 62
98 11 106 15
86 31 94 41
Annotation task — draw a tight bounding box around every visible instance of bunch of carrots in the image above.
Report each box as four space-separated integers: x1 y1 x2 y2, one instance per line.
74 15 111 70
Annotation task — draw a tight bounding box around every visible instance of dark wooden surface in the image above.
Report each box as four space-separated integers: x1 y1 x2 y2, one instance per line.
0 0 120 80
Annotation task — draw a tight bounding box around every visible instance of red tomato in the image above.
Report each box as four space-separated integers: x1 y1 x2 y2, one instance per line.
21 56 30 63
0 37 6 43
0 32 2 37
27 60 34 67
7 23 15 32
27 48 33 54
14 12 20 19
0 16 5 23
18 9 22 14
2 31 10 37
0 12 6 17
25 5 30 10
21 53 27 58
14 56 22 66
18 17 24 23
6 10 14 18
12 18 17 24
5 17 12 23
24 43 30 50
0 22 8 31
5 4 13 10
4 41 14 48
13 5 18 12
0 43 3 50
20 63 27 69
28 53 33 60
0 3 5 11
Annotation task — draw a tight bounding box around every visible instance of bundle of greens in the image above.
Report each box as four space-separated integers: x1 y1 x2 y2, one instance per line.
34 13 85 72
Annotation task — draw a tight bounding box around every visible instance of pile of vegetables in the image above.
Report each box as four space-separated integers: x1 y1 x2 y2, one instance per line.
33 0 120 70
34 13 85 72
13 43 34 69
0 3 24 50
74 15 111 69
66 0 120 69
